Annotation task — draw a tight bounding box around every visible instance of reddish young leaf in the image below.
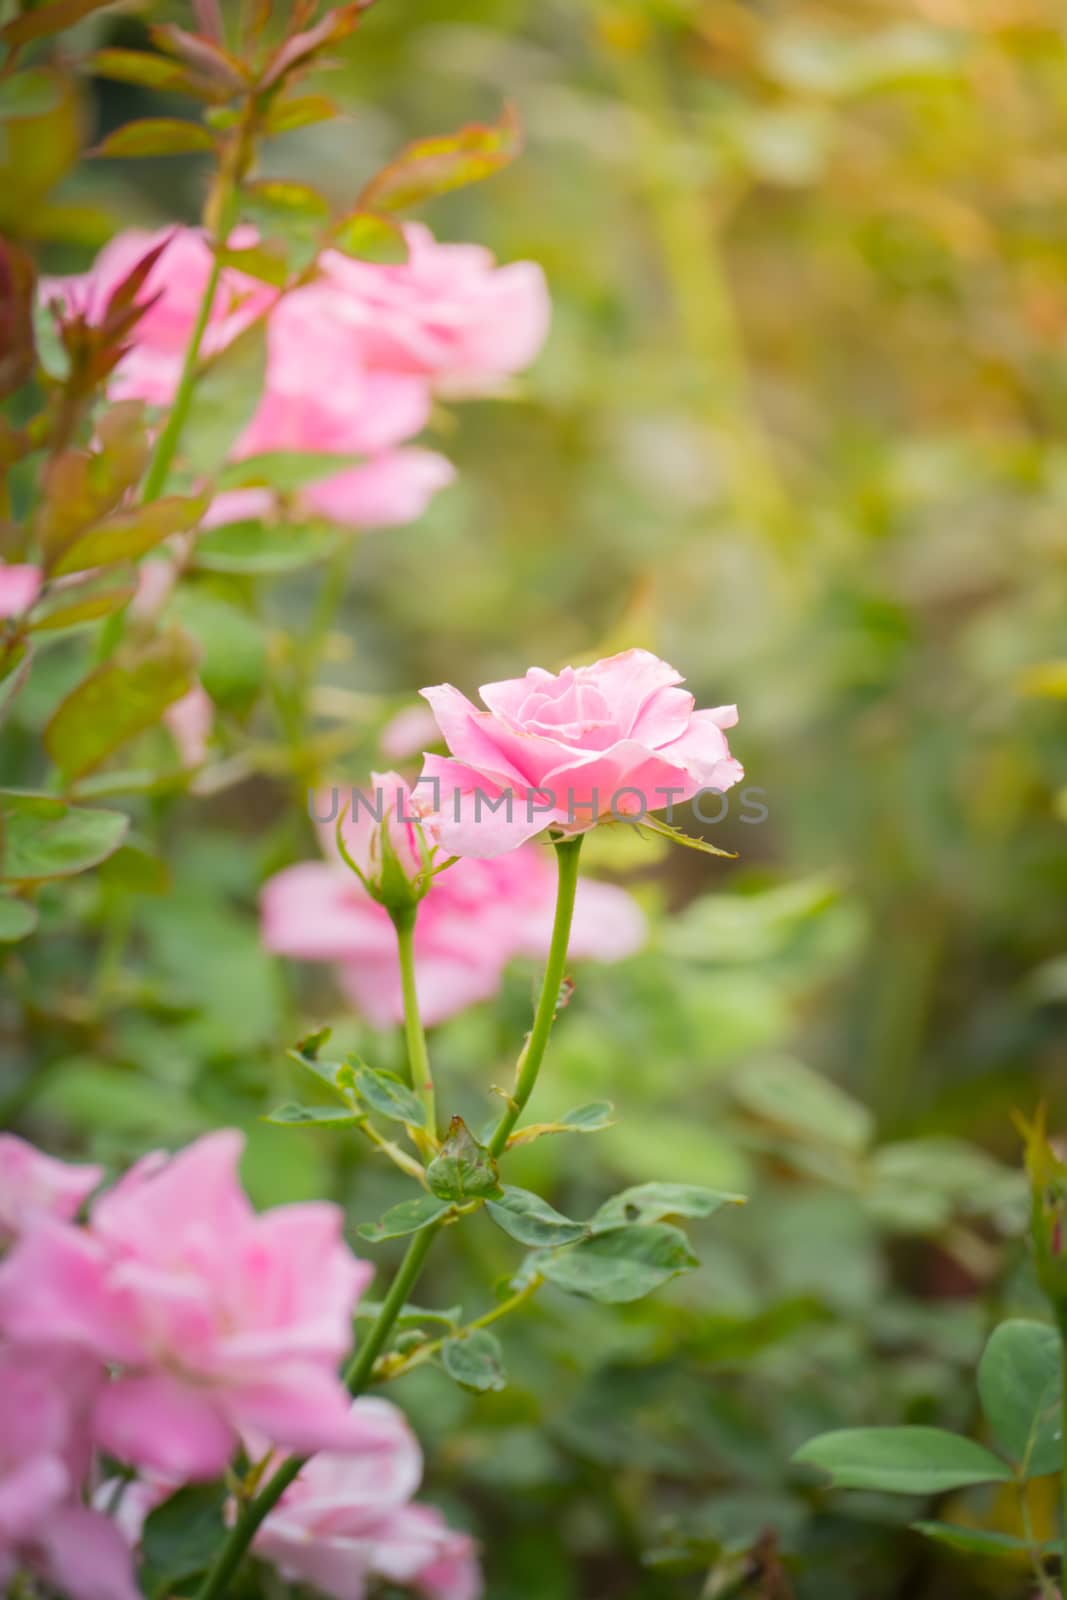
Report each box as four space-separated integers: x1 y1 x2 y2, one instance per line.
359 105 522 212
0 238 36 400
259 1 371 89
150 24 249 96
1 0 117 58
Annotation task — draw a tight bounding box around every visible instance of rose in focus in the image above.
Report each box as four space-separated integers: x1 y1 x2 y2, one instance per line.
418 647 743 857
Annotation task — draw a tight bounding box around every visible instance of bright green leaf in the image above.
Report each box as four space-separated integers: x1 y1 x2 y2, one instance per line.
0 896 37 941
350 1063 426 1129
358 1192 451 1243
94 119 216 159
264 1102 362 1129
593 1182 745 1230
0 792 128 883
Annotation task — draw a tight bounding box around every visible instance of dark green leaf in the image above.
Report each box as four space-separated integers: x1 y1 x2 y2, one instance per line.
426 1116 501 1202
44 630 198 780
355 1301 462 1331
593 1182 745 1230
441 1329 507 1393
350 1063 426 1129
793 1428 1013 1493
977 1320 1063 1478
358 1192 451 1243
264 1102 362 1129
912 1523 1051 1558
139 1481 227 1592
537 1223 697 1304
486 1186 586 1248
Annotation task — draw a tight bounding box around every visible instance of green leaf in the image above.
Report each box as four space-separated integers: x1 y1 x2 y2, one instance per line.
2 0 118 54
244 178 331 219
350 1063 426 1129
264 93 340 135
593 1182 746 1230
358 1192 451 1243
506 1100 616 1146
793 1428 1013 1493
912 1523 1051 1558
330 211 408 263
0 792 128 883
51 494 207 576
193 520 338 575
537 1223 697 1304
139 1482 227 1592
89 48 210 95
214 243 289 288
264 1101 362 1129
486 1186 587 1248
286 1033 354 1099
44 630 198 780
356 1300 462 1331
732 1055 873 1153
29 579 136 632
360 106 522 212
94 119 216 158
179 323 266 478
441 1329 508 1393
426 1116 501 1202
977 1320 1063 1479
638 814 737 858
0 896 37 941
217 452 362 493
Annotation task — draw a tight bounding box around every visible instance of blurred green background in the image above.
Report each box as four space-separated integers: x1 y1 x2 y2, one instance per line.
6 0 1067 1596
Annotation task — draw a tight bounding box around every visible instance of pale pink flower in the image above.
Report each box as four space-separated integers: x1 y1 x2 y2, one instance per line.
303 449 455 529
0 562 42 619
418 647 743 858
164 684 213 768
318 223 550 391
234 281 431 460
205 453 455 534
261 776 645 1026
0 1131 374 1479
380 704 443 761
0 1343 138 1600
0 1134 102 1247
41 226 275 407
252 1397 481 1600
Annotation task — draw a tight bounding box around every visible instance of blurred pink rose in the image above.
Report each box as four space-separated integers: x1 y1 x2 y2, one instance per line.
41 227 275 407
234 281 431 459
0 1131 373 1479
319 223 550 391
261 776 645 1026
0 562 42 620
304 449 455 529
381 704 443 761
164 684 213 768
253 1397 481 1600
0 1343 138 1600
0 1134 102 1247
419 647 743 858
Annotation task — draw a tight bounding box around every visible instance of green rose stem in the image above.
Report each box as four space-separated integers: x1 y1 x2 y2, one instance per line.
192 833 583 1599
488 833 583 1157
391 904 437 1135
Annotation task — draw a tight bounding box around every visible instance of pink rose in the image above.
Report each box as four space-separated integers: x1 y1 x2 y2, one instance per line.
0 1134 102 1246
0 1131 373 1479
318 223 550 391
206 453 455 534
0 1343 138 1600
0 562 42 620
252 1397 481 1600
234 281 431 459
380 704 443 762
41 227 275 407
417 647 743 858
261 776 645 1026
164 683 213 768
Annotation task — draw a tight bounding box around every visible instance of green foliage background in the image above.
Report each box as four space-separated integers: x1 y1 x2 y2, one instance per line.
5 1 1067 1596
